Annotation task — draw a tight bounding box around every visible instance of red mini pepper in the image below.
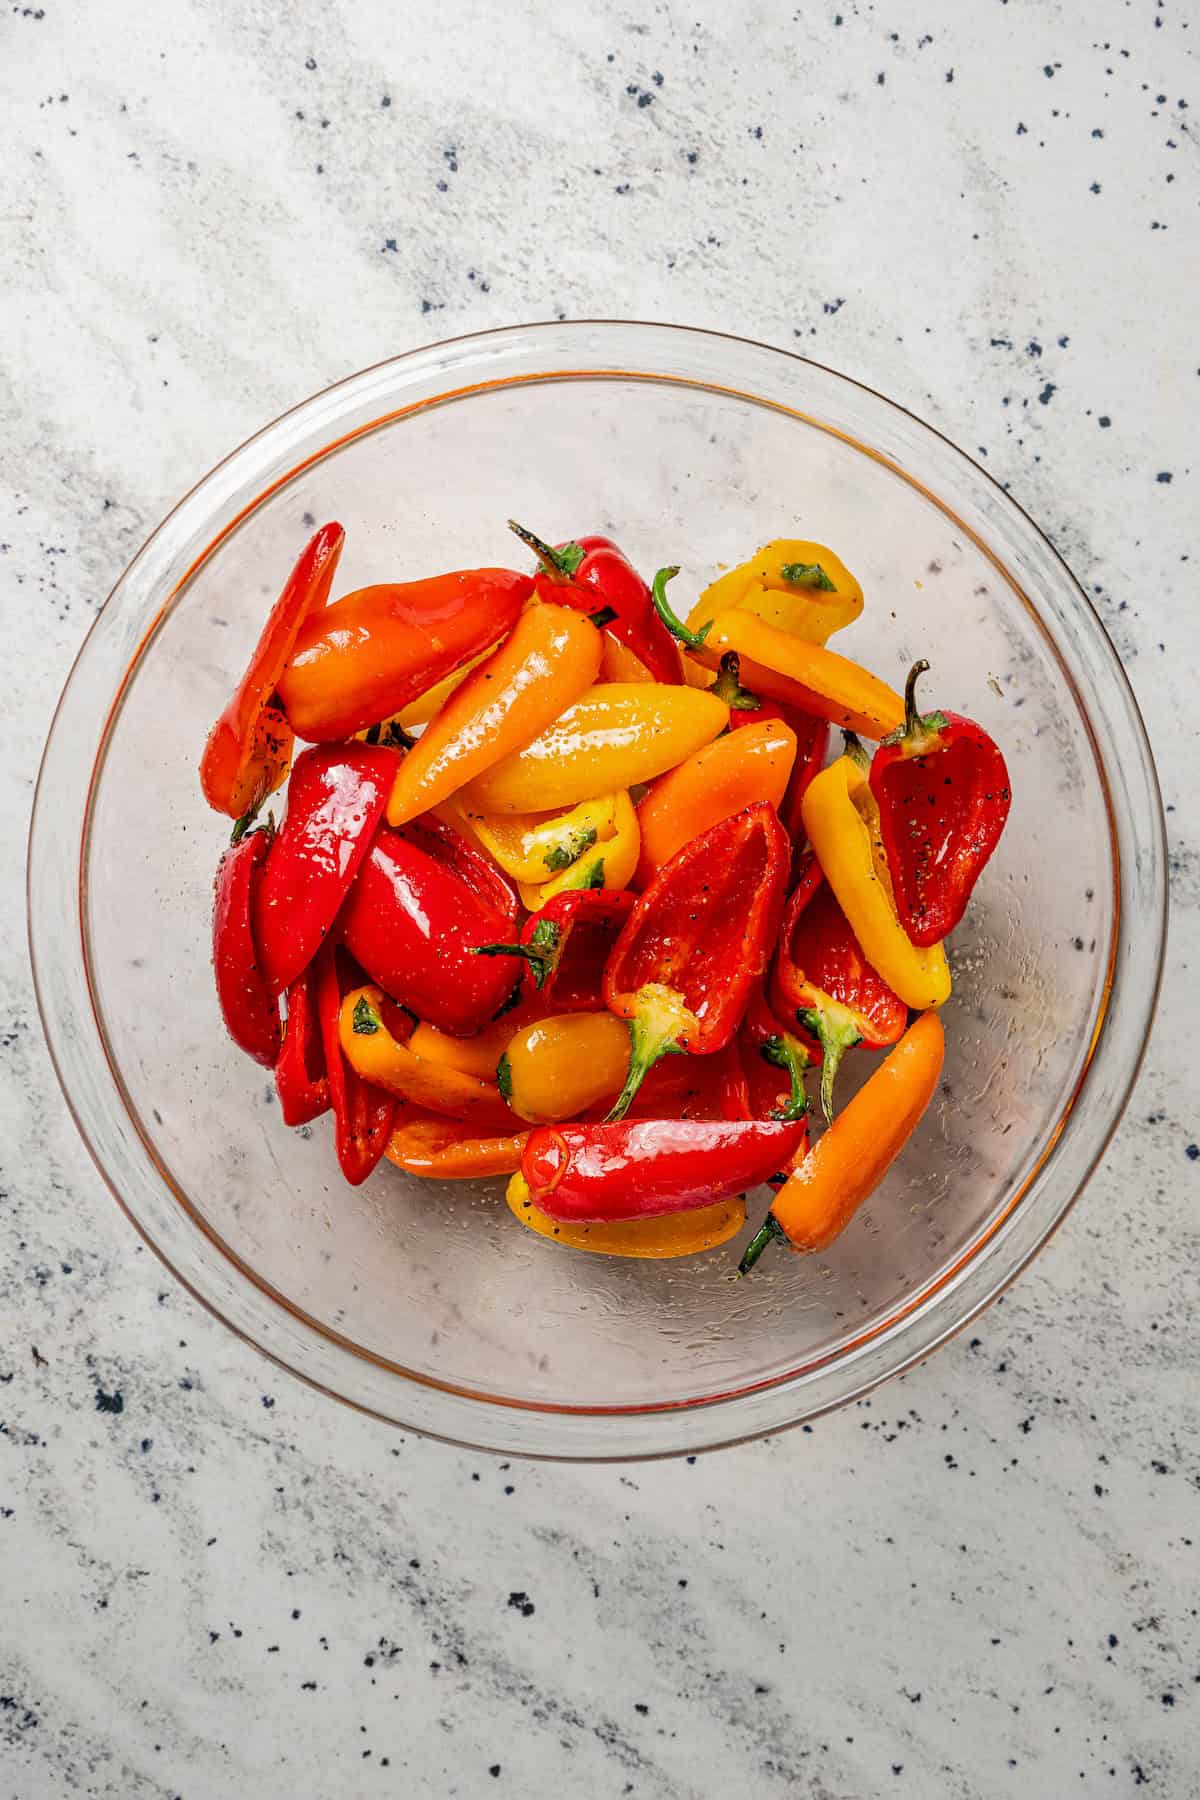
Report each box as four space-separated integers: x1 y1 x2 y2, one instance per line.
521 1117 809 1223
711 651 830 846
200 522 344 822
276 567 533 742
212 826 281 1067
603 800 791 1119
339 819 520 1036
252 742 400 995
870 659 1012 946
275 964 330 1125
770 851 907 1122
473 888 636 1012
509 521 683 685
314 943 396 1185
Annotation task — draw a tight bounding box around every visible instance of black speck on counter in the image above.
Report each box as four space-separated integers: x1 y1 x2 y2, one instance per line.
1185 1143 1198 1161
489 1766 501 1778
507 1591 535 1618
95 1387 123 1414
1038 383 1056 405
1156 471 1173 483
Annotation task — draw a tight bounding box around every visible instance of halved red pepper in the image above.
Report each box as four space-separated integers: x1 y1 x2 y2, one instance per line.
521 1118 808 1223
200 522 344 822
473 888 636 1012
509 521 682 685
603 801 791 1118
339 819 520 1036
710 651 830 846
252 742 400 995
314 944 395 1185
212 826 281 1067
275 963 330 1125
870 660 1012 946
769 851 907 1122
276 567 533 742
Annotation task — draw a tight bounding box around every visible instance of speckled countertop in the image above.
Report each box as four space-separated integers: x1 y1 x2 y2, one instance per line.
3 2 1197 1795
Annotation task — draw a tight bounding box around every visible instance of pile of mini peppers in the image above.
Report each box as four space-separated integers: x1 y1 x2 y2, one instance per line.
202 519 1010 1268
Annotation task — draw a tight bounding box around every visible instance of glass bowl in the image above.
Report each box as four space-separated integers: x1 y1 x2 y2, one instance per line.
29 322 1166 1459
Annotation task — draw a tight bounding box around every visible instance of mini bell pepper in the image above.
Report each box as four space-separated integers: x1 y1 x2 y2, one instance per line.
654 569 903 741
340 987 515 1130
385 602 603 827
212 826 281 1067
509 521 683 685
870 660 1012 946
515 791 640 907
339 820 520 1036
447 793 620 886
599 633 655 684
603 800 791 1118
275 963 330 1124
712 654 832 847
740 1010 945 1269
462 683 728 815
690 538 863 646
496 1010 706 1126
801 742 951 1013
386 1113 529 1180
473 887 636 1012
251 741 400 995
200 522 344 822
521 1117 808 1223
634 718 798 887
770 851 907 1122
506 1171 745 1258
315 946 396 1185
276 567 532 742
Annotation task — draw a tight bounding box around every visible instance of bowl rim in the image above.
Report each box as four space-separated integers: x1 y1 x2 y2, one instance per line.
28 318 1168 1459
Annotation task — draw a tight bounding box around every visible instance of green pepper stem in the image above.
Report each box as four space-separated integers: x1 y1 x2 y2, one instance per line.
738 1213 787 1275
651 566 711 652
903 659 932 739
605 1011 683 1121
709 651 762 712
796 1002 863 1125
507 519 580 580
761 1035 810 1122
472 942 551 989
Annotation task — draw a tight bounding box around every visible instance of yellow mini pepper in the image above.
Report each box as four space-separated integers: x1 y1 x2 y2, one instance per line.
499 1011 633 1123
800 746 951 1012
462 683 728 814
506 1172 745 1258
689 538 864 646
515 791 640 908
446 793 620 886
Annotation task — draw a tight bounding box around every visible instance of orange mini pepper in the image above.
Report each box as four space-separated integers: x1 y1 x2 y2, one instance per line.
277 568 532 742
740 1010 945 1269
339 986 515 1130
385 1113 529 1180
386 603 603 826
634 718 797 887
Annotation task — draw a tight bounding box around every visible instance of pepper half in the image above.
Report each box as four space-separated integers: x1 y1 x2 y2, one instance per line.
603 800 791 1118
691 538 864 646
212 826 281 1067
473 888 636 1012
770 851 907 1121
252 741 400 995
634 717 798 888
870 660 1012 946
200 522 344 822
801 741 951 1013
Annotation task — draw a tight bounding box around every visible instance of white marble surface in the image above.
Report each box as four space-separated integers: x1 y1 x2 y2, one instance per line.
3 2 1197 1794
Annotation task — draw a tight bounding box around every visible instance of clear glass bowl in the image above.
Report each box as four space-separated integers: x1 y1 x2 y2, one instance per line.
29 322 1166 1458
